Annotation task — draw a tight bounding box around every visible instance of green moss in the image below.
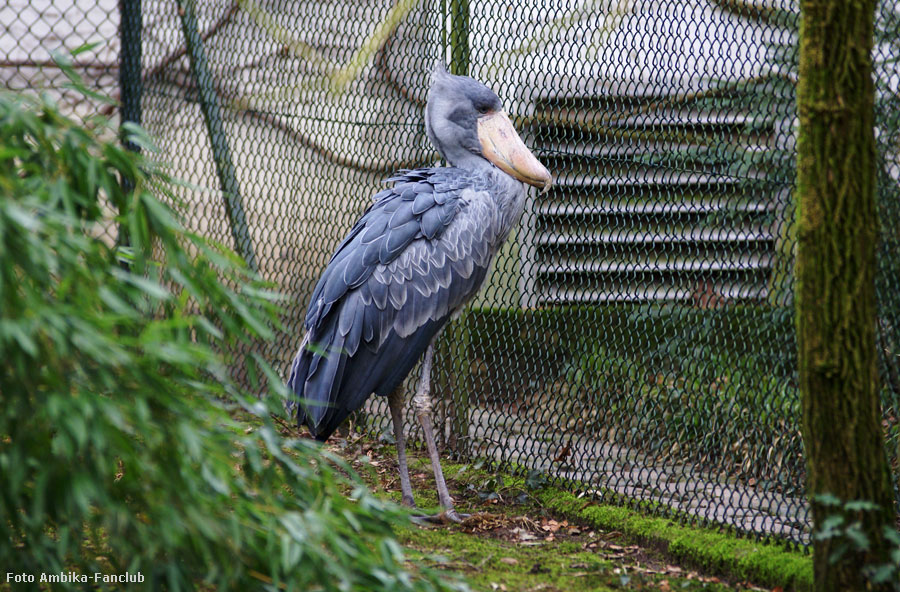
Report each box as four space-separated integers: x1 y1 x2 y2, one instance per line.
398 526 618 592
537 488 813 592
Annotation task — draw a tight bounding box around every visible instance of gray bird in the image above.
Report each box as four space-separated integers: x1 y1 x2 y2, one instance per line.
288 65 552 522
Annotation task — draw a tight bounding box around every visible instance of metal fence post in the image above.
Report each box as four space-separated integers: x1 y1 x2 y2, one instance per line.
176 0 258 272
449 0 469 76
118 0 142 254
119 0 142 151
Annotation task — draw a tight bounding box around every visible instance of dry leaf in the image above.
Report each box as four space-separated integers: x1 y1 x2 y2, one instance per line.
553 444 572 462
541 519 561 532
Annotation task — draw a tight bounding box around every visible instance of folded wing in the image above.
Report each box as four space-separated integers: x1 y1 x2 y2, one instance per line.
288 168 498 440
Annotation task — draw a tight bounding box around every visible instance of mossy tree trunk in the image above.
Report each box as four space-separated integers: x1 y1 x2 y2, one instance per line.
796 1 896 590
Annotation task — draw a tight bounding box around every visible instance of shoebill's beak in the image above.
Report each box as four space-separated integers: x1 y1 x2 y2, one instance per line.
477 110 553 192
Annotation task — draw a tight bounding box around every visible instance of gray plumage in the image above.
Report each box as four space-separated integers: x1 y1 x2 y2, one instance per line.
288 66 546 444
289 166 524 439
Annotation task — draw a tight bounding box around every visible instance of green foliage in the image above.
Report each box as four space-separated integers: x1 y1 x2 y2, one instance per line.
464 304 802 489
524 469 549 491
566 324 803 490
813 495 900 590
0 80 465 591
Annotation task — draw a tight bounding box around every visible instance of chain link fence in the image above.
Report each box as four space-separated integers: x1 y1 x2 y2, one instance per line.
3 0 898 547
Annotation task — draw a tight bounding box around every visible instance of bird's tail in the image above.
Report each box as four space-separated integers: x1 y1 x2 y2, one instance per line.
285 333 309 420
287 333 330 440
286 329 353 441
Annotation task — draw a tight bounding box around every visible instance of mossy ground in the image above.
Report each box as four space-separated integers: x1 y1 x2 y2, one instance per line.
318 426 804 592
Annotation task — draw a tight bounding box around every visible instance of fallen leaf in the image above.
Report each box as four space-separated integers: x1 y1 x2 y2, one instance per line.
541 519 561 532
553 444 572 462
499 557 518 566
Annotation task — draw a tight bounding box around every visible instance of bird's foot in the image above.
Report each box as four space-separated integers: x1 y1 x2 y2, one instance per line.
400 495 417 509
412 509 470 525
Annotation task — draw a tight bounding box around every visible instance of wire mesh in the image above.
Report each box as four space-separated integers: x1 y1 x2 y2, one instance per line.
3 0 898 547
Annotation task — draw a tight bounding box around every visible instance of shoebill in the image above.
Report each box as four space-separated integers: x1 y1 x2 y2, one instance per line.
287 65 552 522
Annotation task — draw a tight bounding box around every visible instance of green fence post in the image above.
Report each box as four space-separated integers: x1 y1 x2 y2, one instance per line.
118 0 141 255
449 0 469 76
176 0 258 271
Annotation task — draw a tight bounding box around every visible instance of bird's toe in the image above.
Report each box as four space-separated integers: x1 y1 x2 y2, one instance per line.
444 510 470 524
413 509 470 525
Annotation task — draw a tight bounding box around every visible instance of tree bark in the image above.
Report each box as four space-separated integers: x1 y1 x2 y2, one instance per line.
796 1 896 590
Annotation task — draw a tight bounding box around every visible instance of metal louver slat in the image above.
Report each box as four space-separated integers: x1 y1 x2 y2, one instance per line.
528 89 777 304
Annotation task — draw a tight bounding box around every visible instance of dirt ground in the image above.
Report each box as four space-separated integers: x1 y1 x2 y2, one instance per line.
304 425 784 592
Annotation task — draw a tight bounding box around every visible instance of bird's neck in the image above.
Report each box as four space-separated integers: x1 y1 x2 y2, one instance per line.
492 171 528 241
448 151 494 175
451 154 525 197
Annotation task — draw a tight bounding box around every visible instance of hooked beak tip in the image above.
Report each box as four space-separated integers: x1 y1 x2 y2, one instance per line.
528 165 553 192
539 174 554 193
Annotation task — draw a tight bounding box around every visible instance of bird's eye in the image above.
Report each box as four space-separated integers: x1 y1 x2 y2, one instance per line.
476 104 491 114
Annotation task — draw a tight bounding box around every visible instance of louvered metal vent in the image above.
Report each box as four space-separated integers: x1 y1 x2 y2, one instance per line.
527 89 777 305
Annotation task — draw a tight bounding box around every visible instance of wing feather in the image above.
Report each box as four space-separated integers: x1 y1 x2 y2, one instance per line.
288 168 505 440
381 220 420 263
412 191 435 215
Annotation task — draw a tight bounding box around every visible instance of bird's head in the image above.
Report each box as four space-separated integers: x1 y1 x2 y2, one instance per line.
425 65 552 192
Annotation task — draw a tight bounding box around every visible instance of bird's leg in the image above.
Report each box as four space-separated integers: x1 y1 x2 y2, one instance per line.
414 344 468 524
387 386 416 508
